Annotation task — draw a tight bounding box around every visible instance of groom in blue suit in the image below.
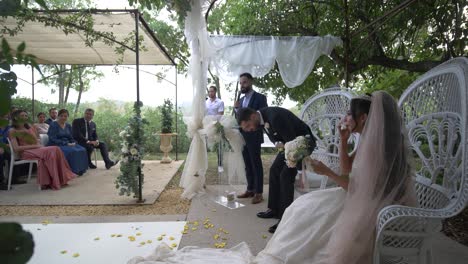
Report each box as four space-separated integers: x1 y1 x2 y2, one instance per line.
234 73 268 204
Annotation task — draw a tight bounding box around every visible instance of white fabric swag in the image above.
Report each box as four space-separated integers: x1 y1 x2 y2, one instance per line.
179 0 343 199
208 35 342 88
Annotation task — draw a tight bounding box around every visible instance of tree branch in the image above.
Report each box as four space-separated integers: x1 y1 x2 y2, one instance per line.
351 55 444 73
205 0 218 23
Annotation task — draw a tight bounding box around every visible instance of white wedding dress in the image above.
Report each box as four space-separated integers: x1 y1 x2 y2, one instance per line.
128 187 347 264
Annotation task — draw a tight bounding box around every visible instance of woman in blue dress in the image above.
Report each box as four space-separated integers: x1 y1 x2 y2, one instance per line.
47 109 88 176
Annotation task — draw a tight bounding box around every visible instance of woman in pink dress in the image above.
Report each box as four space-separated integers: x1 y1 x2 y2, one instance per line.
8 110 76 190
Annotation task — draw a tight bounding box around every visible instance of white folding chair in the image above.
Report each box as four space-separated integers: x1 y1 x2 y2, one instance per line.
6 137 38 190
39 134 48 146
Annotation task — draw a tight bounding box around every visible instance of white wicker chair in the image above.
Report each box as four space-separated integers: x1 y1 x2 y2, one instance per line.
297 86 356 191
374 57 468 264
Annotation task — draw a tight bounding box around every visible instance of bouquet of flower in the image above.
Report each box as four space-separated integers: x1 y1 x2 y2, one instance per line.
284 135 315 168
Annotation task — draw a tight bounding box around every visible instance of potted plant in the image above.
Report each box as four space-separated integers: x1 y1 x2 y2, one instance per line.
159 99 176 163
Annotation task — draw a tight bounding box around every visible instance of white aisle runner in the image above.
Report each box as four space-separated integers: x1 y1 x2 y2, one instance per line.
23 221 186 264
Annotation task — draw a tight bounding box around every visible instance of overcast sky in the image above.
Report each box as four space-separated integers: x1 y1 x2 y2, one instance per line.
13 0 296 110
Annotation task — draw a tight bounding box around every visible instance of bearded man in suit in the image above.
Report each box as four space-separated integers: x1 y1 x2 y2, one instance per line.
234 73 268 204
72 108 118 170
237 106 316 233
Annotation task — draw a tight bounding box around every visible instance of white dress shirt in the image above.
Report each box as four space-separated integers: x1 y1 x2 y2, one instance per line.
242 90 254 108
205 98 225 115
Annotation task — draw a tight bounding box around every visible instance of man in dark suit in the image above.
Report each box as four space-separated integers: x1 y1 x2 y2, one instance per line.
72 108 118 170
237 106 315 233
45 107 58 125
234 73 268 204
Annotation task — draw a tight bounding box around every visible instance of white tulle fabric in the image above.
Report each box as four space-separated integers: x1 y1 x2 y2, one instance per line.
201 115 246 185
180 0 342 199
209 35 342 88
179 0 210 199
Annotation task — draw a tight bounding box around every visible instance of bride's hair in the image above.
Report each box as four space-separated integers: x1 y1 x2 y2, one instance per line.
326 91 417 264
350 93 372 121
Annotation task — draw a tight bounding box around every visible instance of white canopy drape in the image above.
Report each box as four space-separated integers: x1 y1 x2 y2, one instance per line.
209 35 342 88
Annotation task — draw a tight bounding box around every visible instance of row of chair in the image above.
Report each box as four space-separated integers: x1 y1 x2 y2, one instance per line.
3 134 97 191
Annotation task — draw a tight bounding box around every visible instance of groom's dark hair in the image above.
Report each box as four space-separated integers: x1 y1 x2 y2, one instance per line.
236 107 256 124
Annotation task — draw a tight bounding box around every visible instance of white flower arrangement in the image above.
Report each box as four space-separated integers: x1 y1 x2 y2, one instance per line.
115 102 148 198
202 115 235 152
284 135 314 168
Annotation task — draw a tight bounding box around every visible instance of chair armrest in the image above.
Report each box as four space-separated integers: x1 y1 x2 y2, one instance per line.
377 204 453 235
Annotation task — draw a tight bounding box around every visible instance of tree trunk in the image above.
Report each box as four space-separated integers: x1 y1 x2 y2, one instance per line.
59 65 65 108
64 66 74 105
74 68 84 118
208 68 222 99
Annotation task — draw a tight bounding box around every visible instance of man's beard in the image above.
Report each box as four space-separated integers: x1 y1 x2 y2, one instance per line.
241 86 251 94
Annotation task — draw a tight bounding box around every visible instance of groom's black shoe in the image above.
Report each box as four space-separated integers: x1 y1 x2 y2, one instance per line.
268 222 279 233
257 209 278 219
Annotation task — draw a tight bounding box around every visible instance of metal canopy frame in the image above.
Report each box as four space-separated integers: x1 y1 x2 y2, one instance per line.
3 9 178 203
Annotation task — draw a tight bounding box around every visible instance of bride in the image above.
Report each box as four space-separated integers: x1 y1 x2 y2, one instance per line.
128 91 417 264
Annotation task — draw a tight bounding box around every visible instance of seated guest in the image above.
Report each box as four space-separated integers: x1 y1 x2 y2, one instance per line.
45 107 58 125
34 112 49 136
7 106 18 126
72 108 118 169
47 109 88 176
9 110 75 190
1 113 27 190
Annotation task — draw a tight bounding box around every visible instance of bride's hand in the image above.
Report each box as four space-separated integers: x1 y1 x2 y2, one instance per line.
308 159 332 177
338 119 351 141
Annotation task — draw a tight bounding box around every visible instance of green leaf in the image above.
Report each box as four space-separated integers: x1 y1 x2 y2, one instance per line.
17 42 26 53
0 62 10 71
0 223 35 264
1 38 11 56
0 0 22 16
34 0 49 10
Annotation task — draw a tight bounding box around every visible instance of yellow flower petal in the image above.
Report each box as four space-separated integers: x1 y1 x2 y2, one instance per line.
60 250 67 254
116 234 122 237
213 234 220 240
262 235 268 239
41 220 51 225
181 231 188 234
171 243 178 248
136 232 142 236
128 236 136 242
157 236 163 241
140 242 146 245
111 234 116 237
94 237 100 241
191 227 197 231
193 221 199 226
169 236 175 240
147 240 152 243
72 253 80 258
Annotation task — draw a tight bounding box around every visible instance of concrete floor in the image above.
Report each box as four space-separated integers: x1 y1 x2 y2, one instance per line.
179 185 276 255
0 160 184 205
